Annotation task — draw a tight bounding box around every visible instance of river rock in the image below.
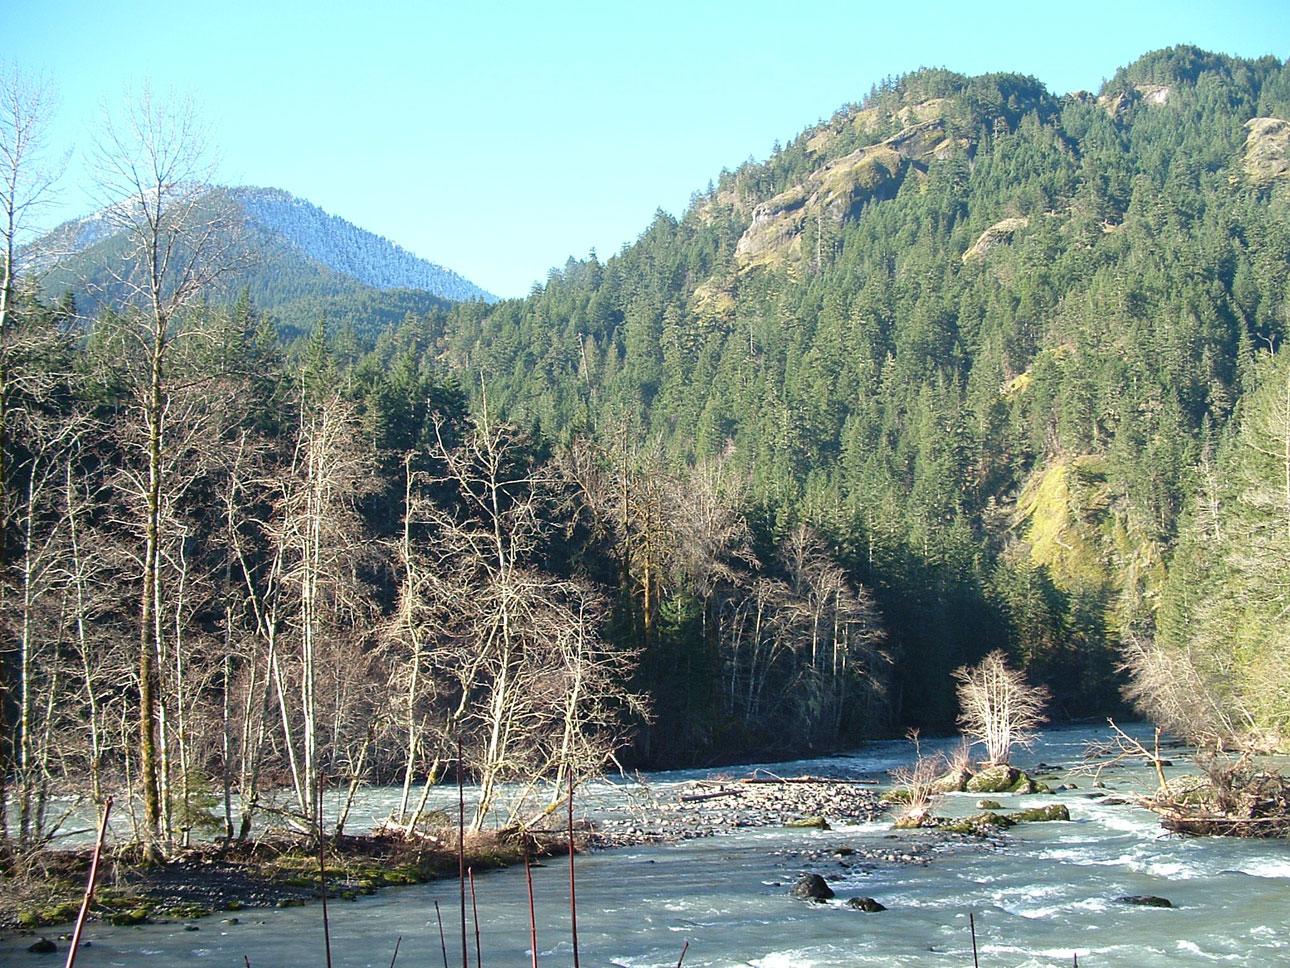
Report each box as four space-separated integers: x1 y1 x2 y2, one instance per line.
976 799 1003 810
845 896 887 912
785 816 831 830
28 938 57 954
891 814 923 829
966 765 1021 793
937 811 1015 835
790 873 834 901
1117 895 1173 908
1009 804 1070 823
931 768 971 793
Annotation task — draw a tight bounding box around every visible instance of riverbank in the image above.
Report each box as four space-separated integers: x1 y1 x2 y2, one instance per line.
1 774 893 943
0 828 534 940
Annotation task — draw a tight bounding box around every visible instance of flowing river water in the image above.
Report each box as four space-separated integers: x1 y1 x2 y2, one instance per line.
5 723 1290 966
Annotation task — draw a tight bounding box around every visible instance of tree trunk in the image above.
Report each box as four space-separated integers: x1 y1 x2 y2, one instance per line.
138 324 165 857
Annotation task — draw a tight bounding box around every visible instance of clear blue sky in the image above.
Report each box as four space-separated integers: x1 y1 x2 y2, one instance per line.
8 0 1289 298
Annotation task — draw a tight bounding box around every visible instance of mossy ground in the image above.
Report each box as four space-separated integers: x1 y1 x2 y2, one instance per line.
2 829 542 933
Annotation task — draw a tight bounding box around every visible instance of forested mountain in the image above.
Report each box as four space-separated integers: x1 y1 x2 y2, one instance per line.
407 46 1290 737
26 185 494 337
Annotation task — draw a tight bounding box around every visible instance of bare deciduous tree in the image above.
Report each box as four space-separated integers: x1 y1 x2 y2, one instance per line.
90 86 243 853
269 392 375 828
889 730 944 827
954 649 1048 765
1120 634 1250 751
422 414 645 831
0 65 62 858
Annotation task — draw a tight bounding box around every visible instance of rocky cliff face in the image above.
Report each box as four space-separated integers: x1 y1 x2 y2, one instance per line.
962 217 1029 262
734 117 961 270
1096 83 1172 119
1241 117 1290 184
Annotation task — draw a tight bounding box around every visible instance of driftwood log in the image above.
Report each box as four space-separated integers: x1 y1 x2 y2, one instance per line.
1155 809 1290 838
679 789 744 803
739 774 878 786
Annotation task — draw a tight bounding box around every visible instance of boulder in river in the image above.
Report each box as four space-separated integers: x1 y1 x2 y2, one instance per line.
845 896 887 912
1117 895 1173 908
966 765 1049 794
966 765 1021 793
28 938 57 954
931 768 972 793
976 799 1003 810
1009 804 1071 823
938 811 1015 835
785 816 831 830
790 873 834 901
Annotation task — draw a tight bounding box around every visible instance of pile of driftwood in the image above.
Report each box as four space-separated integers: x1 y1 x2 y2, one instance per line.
1085 720 1290 839
1153 758 1290 838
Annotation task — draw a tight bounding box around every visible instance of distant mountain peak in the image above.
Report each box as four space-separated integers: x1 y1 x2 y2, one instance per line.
23 184 496 310
224 186 496 303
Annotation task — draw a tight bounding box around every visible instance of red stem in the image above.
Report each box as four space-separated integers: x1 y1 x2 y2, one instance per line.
458 737 467 968
468 867 481 968
434 900 449 968
318 777 333 968
65 796 112 968
524 845 539 968
568 770 579 968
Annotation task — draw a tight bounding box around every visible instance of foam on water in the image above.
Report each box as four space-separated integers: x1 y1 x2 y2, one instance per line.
1175 938 1244 960
1230 856 1290 878
750 950 822 967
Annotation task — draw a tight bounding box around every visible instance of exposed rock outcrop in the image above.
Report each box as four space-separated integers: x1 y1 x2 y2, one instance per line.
690 277 737 323
1135 84 1171 105
1097 84 1169 119
735 118 958 270
735 145 902 269
1098 89 1137 118
962 217 1029 261
1241 117 1290 184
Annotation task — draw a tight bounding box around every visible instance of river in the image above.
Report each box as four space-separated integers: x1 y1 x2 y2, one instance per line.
5 723 1290 966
